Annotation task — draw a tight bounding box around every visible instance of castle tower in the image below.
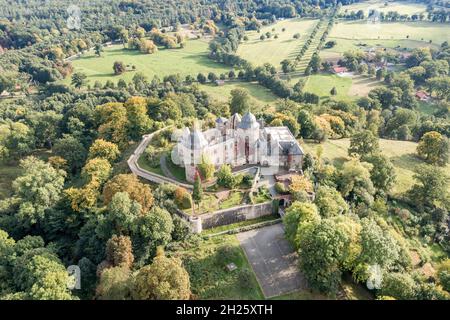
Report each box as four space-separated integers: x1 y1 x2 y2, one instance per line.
237 111 260 165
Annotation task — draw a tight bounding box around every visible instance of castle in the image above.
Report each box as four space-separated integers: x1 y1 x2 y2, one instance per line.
171 111 304 182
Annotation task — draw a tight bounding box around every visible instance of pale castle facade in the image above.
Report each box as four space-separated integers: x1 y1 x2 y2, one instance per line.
171 111 304 182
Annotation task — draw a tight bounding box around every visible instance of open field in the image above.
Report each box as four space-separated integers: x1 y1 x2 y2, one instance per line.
236 18 319 68
303 138 450 196
329 21 450 44
199 81 278 110
65 39 230 85
173 234 264 299
342 0 427 16
303 74 353 101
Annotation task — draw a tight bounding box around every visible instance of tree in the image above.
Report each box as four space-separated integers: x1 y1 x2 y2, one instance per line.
338 159 375 207
105 192 141 236
96 102 129 147
113 61 126 75
197 73 206 84
81 157 112 185
408 164 449 210
124 96 152 139
132 252 190 300
330 87 337 96
138 39 157 54
197 154 215 181
96 266 132 300
207 72 218 82
309 54 321 73
53 134 87 172
88 139 120 163
380 272 417 300
11 156 66 228
363 153 396 194
283 202 320 246
133 207 174 263
217 164 235 189
174 187 192 209
192 172 203 210
103 174 154 214
437 259 450 292
229 88 250 115
314 186 349 218
297 218 352 294
0 121 35 160
293 33 300 39
105 235 134 269
71 72 88 89
94 43 103 57
281 59 294 74
417 131 449 166
348 130 379 158
358 218 400 270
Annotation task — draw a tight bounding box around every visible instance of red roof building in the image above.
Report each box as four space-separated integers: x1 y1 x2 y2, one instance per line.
332 66 348 74
415 90 430 101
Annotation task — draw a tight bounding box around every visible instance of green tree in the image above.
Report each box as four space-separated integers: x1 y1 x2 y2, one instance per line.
363 153 396 194
133 207 174 264
437 259 450 292
71 72 88 89
283 202 320 246
229 88 250 115
408 164 449 210
314 186 349 218
12 156 66 228
348 130 380 158
53 134 87 172
192 172 203 210
113 61 126 75
380 272 417 300
338 159 375 207
94 43 104 57
197 154 215 181
417 131 449 166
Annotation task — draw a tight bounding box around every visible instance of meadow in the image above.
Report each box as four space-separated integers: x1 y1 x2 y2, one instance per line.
236 18 319 68
328 21 450 45
303 138 450 196
65 39 231 84
198 81 278 110
341 0 427 16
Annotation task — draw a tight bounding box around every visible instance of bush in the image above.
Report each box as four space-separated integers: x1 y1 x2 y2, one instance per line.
275 182 287 194
215 245 240 267
380 272 417 300
238 269 253 289
174 187 192 209
171 215 191 241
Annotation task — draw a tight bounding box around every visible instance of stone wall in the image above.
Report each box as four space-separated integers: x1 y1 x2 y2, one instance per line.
199 201 274 230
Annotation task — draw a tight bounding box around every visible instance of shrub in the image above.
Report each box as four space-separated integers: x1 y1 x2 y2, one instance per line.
275 182 287 194
174 187 192 209
215 245 240 267
238 269 253 289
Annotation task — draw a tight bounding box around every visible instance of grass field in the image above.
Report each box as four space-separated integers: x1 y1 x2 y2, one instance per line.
173 234 264 299
342 0 427 16
66 39 230 85
329 21 450 44
303 74 353 101
199 81 278 110
236 18 319 68
303 138 450 196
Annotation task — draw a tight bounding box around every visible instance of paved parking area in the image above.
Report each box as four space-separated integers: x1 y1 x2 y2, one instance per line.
237 223 308 298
